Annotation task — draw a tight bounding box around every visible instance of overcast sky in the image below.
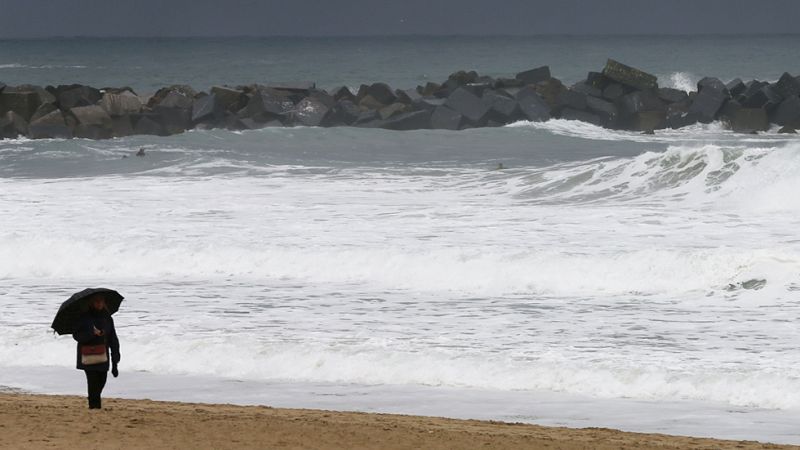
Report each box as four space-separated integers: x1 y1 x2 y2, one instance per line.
2 0 799 38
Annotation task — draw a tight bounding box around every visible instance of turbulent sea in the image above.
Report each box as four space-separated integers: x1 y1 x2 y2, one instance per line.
2 35 800 443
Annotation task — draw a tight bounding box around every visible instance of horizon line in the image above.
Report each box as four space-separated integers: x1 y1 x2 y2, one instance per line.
2 32 800 40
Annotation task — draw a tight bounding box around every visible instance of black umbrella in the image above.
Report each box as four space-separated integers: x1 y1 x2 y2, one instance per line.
51 288 124 335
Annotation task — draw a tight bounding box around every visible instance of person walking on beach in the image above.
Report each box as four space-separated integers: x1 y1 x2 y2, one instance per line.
72 293 120 409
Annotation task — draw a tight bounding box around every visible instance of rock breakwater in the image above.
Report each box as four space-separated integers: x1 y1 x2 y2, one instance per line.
1 59 799 139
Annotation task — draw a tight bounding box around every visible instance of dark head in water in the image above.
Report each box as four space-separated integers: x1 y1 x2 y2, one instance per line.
136 148 146 157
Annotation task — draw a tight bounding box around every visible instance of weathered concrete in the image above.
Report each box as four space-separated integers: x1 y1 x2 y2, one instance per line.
430 106 464 130
0 110 28 138
0 88 41 121
516 87 550 122
28 109 72 139
444 88 490 124
5 61 800 139
289 97 330 127
99 92 142 117
772 95 800 126
602 59 658 91
515 66 551 85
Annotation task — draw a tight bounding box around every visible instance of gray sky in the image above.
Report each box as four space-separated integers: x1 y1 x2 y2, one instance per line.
2 0 799 38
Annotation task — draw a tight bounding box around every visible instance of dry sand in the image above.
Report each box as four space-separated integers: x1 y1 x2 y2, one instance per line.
0 393 794 450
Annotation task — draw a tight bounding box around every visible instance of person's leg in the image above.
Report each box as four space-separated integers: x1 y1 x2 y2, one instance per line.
85 370 107 409
95 371 108 409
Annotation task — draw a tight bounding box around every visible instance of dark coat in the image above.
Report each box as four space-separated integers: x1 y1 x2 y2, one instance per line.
72 310 120 371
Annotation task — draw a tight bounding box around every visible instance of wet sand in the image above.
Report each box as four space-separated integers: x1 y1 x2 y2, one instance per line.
0 393 794 449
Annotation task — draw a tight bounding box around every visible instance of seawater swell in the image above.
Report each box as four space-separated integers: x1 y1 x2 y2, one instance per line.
2 141 800 295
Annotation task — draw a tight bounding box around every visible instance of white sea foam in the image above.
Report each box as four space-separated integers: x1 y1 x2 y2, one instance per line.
3 138 800 417
3 326 800 410
666 71 698 92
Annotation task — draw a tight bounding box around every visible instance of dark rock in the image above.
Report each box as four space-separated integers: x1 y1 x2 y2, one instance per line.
493 78 525 89
560 108 604 126
237 118 260 130
687 88 727 123
0 82 5 92
56 85 102 110
102 87 137 95
379 110 432 131
430 106 464 130
774 72 800 99
435 78 463 98
395 88 422 105
265 81 315 95
462 83 493 97
153 103 192 135
157 91 193 110
111 116 134 137
358 95 386 111
741 84 781 109
288 97 330 127
569 82 602 98
74 124 112 139
556 90 588 112
602 59 658 91
602 83 627 101
444 87 490 124
726 78 746 97
99 92 142 117
778 125 797 134
0 111 28 138
379 103 408 120
0 88 41 121
69 105 112 129
737 80 767 103
666 101 696 129
515 66 551 85
320 100 361 127
482 91 520 123
246 88 295 122
353 110 380 126
30 102 58 123
192 94 222 123
619 90 664 116
447 70 479 86
419 82 441 97
657 88 689 104
417 97 446 110
515 87 551 122
725 107 769 133
28 109 72 139
147 85 196 108
359 83 396 105
330 86 356 102
697 77 728 96
534 78 566 109
133 115 167 136
220 112 247 131
18 84 56 105
210 86 246 112
309 90 336 109
586 71 611 90
627 110 667 132
585 96 618 126
771 95 800 126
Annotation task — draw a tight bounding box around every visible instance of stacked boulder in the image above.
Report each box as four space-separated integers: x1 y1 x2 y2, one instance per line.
2 59 800 139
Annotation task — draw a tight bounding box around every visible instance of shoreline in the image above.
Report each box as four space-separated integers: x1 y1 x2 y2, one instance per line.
0 393 796 449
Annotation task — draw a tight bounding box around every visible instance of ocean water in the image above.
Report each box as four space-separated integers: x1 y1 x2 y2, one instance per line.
2 35 800 444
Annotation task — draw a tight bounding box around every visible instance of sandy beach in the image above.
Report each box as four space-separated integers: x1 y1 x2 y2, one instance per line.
0 393 793 450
